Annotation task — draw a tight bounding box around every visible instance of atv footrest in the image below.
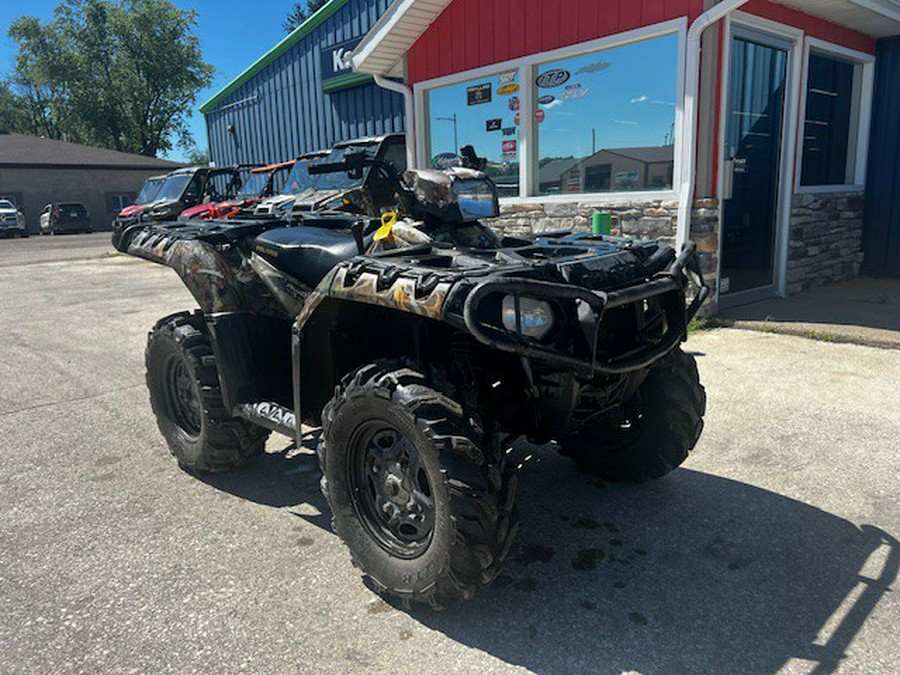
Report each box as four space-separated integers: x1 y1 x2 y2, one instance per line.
235 401 297 438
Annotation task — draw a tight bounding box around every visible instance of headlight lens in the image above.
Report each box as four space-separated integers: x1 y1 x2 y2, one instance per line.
501 295 554 340
453 178 498 221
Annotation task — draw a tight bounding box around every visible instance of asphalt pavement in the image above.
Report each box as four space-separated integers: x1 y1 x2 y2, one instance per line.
0 235 898 674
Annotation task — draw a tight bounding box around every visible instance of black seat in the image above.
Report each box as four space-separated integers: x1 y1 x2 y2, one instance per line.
254 226 360 288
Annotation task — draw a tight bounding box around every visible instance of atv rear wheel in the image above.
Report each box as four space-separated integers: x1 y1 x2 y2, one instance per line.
146 311 269 472
318 360 518 608
559 347 706 482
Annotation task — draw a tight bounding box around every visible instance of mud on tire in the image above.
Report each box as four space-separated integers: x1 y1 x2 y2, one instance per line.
318 359 518 608
560 347 706 482
146 311 269 472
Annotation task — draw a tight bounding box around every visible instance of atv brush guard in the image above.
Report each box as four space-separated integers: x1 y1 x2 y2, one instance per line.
463 242 709 376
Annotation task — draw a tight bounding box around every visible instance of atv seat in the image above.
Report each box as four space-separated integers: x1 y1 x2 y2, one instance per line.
254 226 360 288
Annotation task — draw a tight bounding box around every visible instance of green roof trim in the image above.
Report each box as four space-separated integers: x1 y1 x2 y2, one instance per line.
199 0 351 114
321 71 373 94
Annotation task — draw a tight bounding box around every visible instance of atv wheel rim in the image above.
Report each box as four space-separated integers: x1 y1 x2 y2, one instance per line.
349 423 435 559
162 353 202 438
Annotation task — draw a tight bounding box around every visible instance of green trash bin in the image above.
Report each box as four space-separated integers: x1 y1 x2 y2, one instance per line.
592 212 612 235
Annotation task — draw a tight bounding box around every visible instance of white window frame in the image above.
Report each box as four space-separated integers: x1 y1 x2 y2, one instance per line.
412 18 687 205
795 37 875 194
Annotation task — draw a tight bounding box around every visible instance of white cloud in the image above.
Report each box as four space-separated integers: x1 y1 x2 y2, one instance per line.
630 95 649 104
614 120 639 125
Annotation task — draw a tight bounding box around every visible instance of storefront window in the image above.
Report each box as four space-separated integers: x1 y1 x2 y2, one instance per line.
801 52 860 187
426 70 520 197
534 34 679 196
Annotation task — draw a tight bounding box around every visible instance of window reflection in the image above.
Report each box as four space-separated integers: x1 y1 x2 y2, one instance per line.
535 34 679 195
426 70 520 196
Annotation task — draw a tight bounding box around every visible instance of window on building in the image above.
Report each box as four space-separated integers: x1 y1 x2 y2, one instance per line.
534 33 679 196
421 30 680 200
801 52 864 187
426 70 521 197
108 193 135 214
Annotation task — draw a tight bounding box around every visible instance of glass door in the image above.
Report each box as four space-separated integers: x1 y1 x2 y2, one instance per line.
720 35 788 301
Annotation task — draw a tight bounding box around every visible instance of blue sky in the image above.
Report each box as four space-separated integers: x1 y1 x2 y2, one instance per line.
0 0 296 162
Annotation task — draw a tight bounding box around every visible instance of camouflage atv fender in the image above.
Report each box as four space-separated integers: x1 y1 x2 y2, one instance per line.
128 228 285 316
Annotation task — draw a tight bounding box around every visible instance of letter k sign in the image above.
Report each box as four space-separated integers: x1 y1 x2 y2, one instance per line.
333 47 351 73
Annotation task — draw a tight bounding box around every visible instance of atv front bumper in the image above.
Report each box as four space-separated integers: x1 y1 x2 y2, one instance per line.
463 242 709 376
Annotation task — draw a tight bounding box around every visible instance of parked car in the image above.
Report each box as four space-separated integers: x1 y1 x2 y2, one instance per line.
117 174 167 220
40 202 92 235
0 199 28 238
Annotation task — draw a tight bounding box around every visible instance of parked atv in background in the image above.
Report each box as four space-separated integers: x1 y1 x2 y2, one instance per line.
122 144 709 608
117 174 167 221
253 150 329 218
182 161 295 221
111 165 242 251
285 133 407 217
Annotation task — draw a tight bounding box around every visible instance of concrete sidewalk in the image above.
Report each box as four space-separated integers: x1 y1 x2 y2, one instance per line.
720 276 900 349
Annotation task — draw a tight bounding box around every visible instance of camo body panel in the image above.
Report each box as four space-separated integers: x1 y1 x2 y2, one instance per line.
295 263 451 329
128 228 286 317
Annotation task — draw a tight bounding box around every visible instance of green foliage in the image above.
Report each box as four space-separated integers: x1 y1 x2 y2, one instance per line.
283 0 329 33
4 0 213 156
184 145 209 166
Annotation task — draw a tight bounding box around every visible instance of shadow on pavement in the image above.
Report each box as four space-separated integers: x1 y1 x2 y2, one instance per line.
197 439 898 674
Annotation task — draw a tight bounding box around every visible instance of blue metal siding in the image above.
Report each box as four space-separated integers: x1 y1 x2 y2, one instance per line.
204 0 404 166
862 37 900 278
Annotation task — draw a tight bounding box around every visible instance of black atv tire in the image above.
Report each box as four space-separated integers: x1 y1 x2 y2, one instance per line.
146 311 269 472
559 347 706 482
318 360 518 608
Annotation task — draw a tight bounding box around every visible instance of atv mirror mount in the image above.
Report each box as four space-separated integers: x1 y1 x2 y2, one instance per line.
351 220 365 254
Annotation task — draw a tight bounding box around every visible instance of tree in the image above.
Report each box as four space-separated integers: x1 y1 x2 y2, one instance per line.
185 145 209 166
283 0 329 33
5 0 213 156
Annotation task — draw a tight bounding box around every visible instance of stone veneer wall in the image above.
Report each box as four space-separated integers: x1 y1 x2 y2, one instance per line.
787 192 865 295
491 197 721 310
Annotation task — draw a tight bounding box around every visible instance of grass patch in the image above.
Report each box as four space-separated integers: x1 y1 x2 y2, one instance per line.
688 315 733 333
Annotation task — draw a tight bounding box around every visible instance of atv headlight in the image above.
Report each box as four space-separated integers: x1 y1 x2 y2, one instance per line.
453 178 499 221
501 295 554 340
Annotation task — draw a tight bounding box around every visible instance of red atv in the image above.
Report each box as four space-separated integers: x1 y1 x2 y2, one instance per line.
180 161 295 221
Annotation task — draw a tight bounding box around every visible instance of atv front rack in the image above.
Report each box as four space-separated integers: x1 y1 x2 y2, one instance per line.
462 242 709 376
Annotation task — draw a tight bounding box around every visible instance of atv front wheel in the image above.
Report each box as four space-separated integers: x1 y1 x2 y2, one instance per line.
318 360 518 608
560 347 706 481
146 311 269 472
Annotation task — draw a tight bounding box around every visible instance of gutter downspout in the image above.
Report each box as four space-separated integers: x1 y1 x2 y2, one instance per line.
374 74 416 170
676 0 751 252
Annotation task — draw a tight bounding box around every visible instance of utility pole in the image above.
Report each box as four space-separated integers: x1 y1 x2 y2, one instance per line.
437 114 459 152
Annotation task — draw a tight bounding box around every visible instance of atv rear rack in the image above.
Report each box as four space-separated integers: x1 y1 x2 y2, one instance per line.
462 242 709 376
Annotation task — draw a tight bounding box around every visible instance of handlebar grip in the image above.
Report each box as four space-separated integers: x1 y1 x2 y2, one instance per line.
308 161 347 175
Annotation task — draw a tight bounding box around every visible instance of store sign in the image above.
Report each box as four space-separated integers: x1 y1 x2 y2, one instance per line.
514 112 520 125
497 83 519 96
321 37 362 89
534 109 545 123
538 95 555 105
501 139 517 160
467 83 492 105
508 96 520 112
616 170 640 184
501 127 516 136
535 69 570 88
486 118 502 132
498 71 517 85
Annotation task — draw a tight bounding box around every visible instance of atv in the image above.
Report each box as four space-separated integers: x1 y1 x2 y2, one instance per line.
180 161 295 221
122 145 709 608
117 174 167 221
111 165 243 251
